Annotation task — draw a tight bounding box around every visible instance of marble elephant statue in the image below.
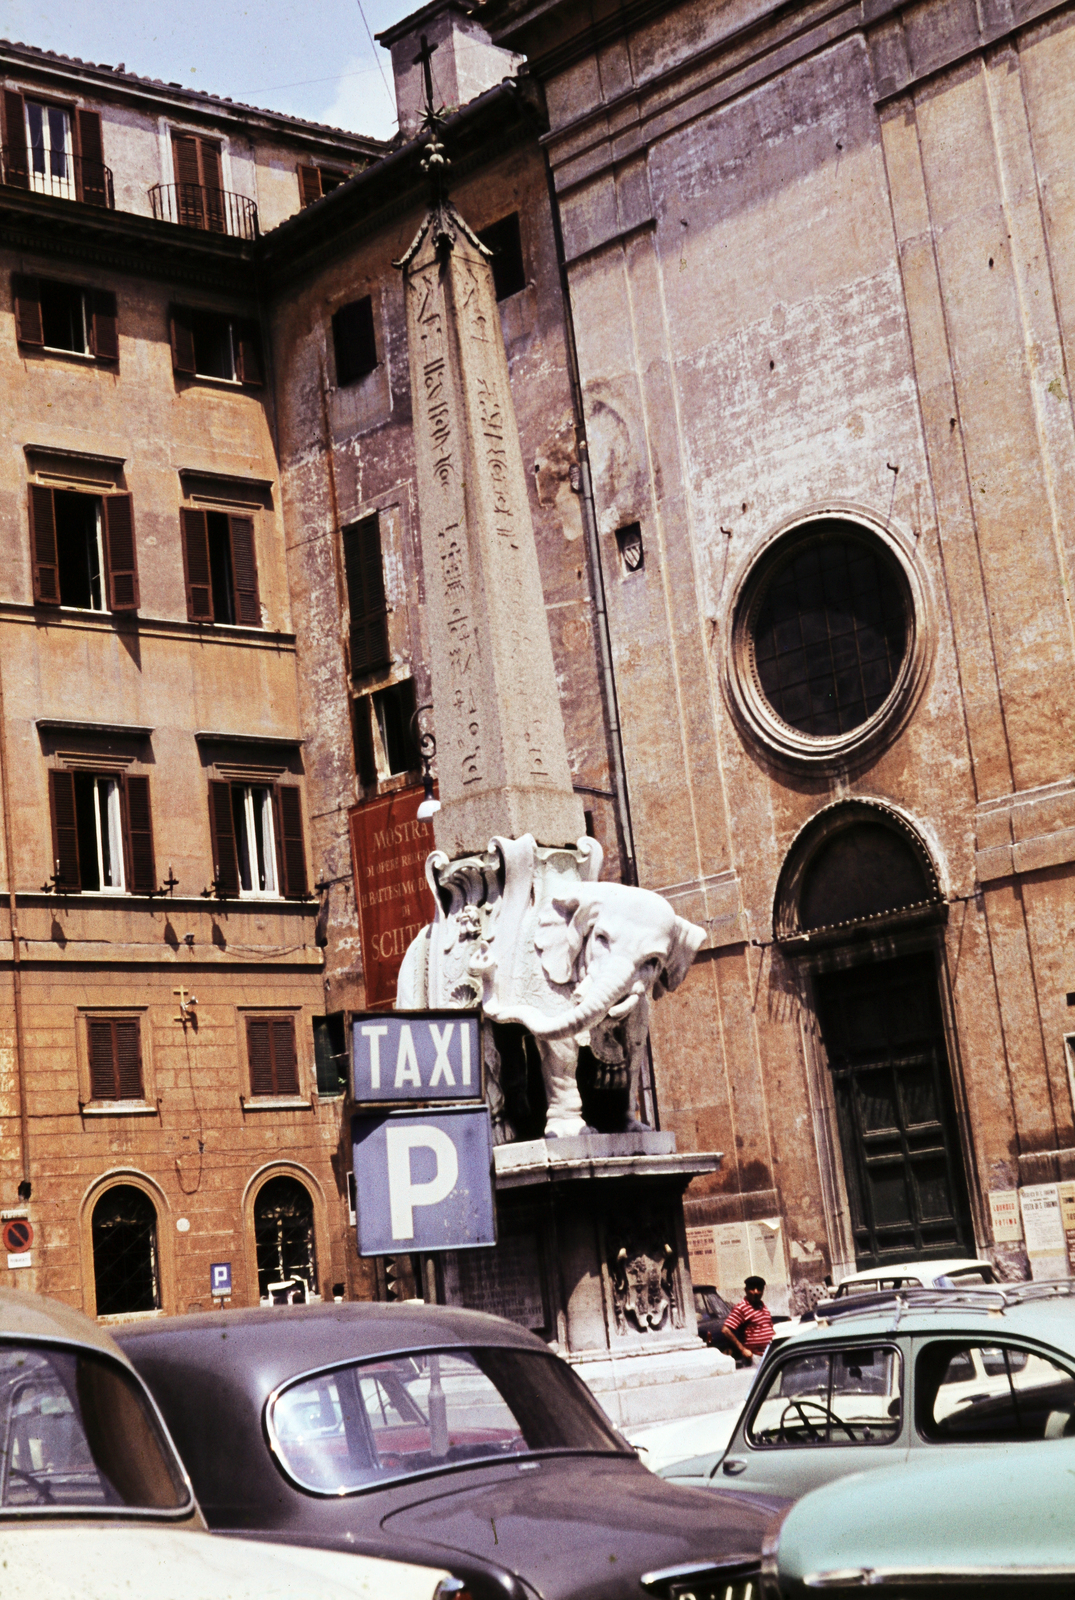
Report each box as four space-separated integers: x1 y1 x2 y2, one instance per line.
481 879 706 1136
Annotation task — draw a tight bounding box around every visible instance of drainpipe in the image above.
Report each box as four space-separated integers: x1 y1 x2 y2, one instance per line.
0 644 30 1202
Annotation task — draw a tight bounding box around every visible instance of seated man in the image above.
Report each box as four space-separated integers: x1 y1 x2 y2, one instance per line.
722 1276 774 1367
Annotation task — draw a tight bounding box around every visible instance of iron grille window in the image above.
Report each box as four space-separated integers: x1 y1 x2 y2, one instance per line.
92 1184 160 1316
254 1175 318 1302
750 522 908 738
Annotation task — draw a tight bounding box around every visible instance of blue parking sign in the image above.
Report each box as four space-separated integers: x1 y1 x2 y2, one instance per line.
352 1104 495 1255
210 1262 232 1296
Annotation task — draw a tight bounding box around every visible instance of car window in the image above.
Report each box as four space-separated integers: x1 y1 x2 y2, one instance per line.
941 1268 994 1286
746 1347 902 1448
0 1342 190 1513
269 1347 630 1494
917 1342 1075 1442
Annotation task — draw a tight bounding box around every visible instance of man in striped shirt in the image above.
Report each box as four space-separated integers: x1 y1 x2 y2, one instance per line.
722 1276 775 1365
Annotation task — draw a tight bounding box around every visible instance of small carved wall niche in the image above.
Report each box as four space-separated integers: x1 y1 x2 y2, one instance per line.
608 1214 684 1336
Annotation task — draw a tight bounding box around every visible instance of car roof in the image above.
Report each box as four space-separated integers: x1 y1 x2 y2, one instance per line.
0 1285 130 1360
780 1282 1075 1348
837 1258 992 1285
116 1299 550 1392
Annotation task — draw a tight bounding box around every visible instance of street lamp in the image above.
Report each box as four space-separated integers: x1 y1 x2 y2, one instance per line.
412 704 440 820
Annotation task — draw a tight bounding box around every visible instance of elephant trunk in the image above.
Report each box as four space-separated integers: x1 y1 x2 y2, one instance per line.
505 959 638 1042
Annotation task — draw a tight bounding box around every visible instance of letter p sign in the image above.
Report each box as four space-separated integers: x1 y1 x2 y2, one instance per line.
351 1105 495 1255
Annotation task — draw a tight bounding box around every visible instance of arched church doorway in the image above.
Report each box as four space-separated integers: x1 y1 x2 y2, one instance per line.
775 803 974 1270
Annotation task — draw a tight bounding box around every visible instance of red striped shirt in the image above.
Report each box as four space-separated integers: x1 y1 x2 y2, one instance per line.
723 1298 774 1353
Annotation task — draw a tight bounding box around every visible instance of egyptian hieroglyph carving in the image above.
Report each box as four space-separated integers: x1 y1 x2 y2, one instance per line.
396 834 705 1139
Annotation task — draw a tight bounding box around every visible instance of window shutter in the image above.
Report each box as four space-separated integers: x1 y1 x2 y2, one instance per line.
246 1017 275 1096
89 288 118 362
228 516 260 625
114 1019 143 1099
29 485 60 605
298 165 322 207
49 769 81 890
2 90 28 189
88 1018 118 1099
169 305 196 375
200 140 225 233
276 787 308 899
12 274 43 346
209 781 240 898
344 516 389 677
180 508 213 620
354 697 378 787
235 319 263 386
123 774 156 895
74 108 107 206
271 1018 299 1094
103 494 139 611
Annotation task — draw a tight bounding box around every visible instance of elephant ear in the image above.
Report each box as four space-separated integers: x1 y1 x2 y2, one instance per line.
535 894 599 987
656 915 706 994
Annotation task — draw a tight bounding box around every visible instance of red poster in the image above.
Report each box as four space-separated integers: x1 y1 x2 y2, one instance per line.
348 787 438 1009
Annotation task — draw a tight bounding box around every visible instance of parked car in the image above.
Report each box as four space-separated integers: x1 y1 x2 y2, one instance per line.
660 1280 1075 1502
760 1434 1075 1597
117 1301 784 1600
0 1286 455 1599
693 1284 734 1347
824 1256 997 1300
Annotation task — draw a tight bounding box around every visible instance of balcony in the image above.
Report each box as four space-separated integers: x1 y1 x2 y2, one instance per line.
149 182 258 242
0 145 114 208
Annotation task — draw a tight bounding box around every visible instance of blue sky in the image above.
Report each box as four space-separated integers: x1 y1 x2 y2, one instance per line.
0 1 418 140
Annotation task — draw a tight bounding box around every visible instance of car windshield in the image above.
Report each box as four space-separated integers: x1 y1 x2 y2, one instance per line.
0 1342 191 1514
269 1347 630 1493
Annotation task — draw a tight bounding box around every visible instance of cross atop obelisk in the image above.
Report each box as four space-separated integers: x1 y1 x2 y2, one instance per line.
396 95 584 860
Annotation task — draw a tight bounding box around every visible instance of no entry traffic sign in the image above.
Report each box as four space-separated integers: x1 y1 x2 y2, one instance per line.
351 1104 495 1255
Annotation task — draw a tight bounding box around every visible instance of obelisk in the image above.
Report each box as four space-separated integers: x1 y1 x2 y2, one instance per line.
399 138 584 859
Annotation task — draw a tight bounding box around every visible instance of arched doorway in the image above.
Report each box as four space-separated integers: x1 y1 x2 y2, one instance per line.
253 1175 318 1303
92 1184 161 1316
776 803 974 1270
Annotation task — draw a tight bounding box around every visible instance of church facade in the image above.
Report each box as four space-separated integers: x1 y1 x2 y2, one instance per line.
5 0 1075 1319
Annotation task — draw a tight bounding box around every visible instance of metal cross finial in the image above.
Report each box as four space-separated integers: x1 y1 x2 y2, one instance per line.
413 32 438 122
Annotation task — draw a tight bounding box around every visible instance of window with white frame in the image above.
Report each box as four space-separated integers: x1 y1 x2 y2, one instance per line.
26 100 74 199
232 784 278 897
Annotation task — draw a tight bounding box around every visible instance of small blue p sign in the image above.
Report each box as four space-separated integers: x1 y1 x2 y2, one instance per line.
210 1262 232 1296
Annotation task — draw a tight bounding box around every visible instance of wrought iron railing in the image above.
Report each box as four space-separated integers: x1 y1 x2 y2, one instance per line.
148 181 258 241
0 145 114 208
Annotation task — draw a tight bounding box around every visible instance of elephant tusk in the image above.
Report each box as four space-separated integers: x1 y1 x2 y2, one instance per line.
607 992 641 1020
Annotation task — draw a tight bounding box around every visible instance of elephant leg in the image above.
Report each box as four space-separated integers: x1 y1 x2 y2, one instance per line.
536 1037 593 1138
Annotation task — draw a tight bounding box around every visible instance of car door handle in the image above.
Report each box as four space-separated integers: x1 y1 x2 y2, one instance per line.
722 1458 748 1476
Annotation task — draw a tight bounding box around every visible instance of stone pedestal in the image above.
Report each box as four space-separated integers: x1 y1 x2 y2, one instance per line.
439 1132 733 1428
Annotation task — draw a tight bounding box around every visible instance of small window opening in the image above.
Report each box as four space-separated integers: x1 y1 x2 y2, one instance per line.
372 680 418 776
231 784 278 896
318 167 348 196
74 774 124 892
40 279 88 352
478 213 526 301
206 511 236 622
616 522 644 573
584 809 595 838
313 1013 348 1097
55 490 105 609
333 297 378 386
191 309 235 381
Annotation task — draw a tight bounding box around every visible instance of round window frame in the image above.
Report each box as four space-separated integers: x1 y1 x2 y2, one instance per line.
723 508 933 769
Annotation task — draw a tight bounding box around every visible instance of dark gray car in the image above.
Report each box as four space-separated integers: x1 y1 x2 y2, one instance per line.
117 1302 780 1600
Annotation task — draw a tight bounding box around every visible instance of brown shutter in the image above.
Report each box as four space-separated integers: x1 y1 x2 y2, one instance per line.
180 508 213 620
102 493 139 611
353 696 377 787
89 288 118 361
74 108 107 206
169 305 196 375
235 319 263 386
344 516 389 676
172 133 201 188
49 769 81 890
29 485 60 605
2 90 27 189
276 787 308 899
114 1019 143 1098
227 515 260 625
298 165 322 207
271 1018 299 1094
88 1018 118 1099
200 140 225 233
209 780 240 898
246 1017 275 1095
123 774 156 894
12 274 42 346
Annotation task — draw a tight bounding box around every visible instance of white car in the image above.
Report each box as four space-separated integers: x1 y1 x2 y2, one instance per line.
828 1257 997 1298
0 1287 456 1600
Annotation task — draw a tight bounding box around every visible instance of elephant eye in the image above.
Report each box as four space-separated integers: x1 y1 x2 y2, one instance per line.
594 930 611 949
